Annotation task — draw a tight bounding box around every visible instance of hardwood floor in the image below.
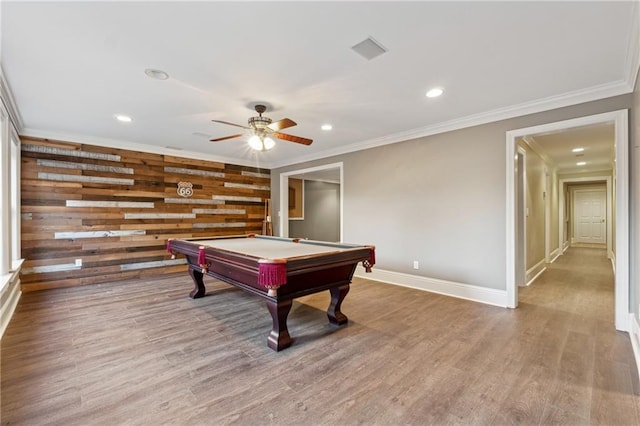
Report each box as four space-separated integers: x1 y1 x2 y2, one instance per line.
2 247 639 425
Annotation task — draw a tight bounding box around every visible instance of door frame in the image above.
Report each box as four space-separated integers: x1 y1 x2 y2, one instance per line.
506 109 629 331
516 146 527 287
279 162 344 240
544 168 551 264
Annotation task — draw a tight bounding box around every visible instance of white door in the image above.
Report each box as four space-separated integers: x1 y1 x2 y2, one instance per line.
573 190 606 244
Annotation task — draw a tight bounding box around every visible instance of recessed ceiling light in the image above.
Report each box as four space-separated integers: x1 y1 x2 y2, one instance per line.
426 88 444 98
321 124 333 131
572 147 585 153
115 114 132 123
576 161 587 166
145 68 169 80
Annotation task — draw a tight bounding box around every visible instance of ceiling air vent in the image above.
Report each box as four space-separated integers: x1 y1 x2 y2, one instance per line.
351 37 387 61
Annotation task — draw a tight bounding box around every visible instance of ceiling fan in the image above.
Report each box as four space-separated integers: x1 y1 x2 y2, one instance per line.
210 104 313 151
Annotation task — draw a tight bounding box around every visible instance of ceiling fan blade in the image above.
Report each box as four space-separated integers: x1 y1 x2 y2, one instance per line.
210 133 244 142
274 132 313 146
267 118 297 132
211 119 250 129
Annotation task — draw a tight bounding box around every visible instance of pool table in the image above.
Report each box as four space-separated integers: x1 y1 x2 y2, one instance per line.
167 234 375 351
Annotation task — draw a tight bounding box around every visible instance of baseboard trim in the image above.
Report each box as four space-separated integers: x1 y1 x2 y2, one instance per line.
549 247 561 263
526 259 546 286
526 267 547 287
354 266 508 308
629 314 640 383
1 276 22 339
610 252 616 275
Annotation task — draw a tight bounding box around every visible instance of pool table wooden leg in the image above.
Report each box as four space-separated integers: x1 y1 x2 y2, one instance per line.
188 267 206 299
328 284 350 325
266 299 292 351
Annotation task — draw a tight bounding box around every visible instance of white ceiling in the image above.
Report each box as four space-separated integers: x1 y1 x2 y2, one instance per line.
1 1 638 169
526 123 615 175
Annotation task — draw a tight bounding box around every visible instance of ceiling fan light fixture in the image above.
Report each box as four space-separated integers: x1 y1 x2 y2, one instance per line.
248 135 276 151
248 135 263 151
263 137 275 150
212 103 312 147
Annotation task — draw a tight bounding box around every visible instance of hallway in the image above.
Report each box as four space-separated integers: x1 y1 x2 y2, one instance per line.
517 247 638 424
520 247 614 322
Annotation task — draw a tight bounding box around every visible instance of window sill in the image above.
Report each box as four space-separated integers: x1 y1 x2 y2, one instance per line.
12 258 24 272
0 258 24 294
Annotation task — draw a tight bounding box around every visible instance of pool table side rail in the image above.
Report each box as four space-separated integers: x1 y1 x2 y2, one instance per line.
167 235 375 268
169 234 369 251
167 237 374 297
198 258 359 301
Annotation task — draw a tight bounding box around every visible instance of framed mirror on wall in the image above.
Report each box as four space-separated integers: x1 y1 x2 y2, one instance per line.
288 178 304 220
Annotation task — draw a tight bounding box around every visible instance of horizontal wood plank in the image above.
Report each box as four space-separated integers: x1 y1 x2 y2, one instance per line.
21 138 270 291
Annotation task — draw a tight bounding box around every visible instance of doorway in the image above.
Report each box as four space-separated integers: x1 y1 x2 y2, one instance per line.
279 162 343 241
559 176 612 255
506 110 629 331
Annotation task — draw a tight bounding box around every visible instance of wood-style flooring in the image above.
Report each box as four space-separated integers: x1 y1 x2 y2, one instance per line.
2 247 639 425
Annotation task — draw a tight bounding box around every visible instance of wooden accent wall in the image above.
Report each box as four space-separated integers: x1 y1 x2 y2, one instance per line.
20 137 270 292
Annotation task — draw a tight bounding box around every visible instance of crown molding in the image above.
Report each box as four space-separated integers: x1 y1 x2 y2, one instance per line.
19 128 271 169
521 135 556 169
18 74 634 172
0 63 24 133
271 79 632 169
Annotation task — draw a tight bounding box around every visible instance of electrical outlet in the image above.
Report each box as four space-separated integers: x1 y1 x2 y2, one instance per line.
413 260 419 270
75 258 82 267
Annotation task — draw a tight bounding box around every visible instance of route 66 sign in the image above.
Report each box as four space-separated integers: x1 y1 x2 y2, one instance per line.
177 181 193 198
